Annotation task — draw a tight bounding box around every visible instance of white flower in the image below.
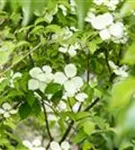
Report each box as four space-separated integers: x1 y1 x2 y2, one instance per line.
61 141 70 150
59 45 68 53
63 27 73 40
109 61 128 77
42 65 52 73
64 64 77 78
28 79 39 91
28 65 53 92
59 43 80 57
29 67 42 79
54 72 68 85
99 28 111 40
68 47 77 57
85 12 96 23
72 102 81 113
23 139 45 150
0 103 18 118
50 141 70 150
9 71 22 88
2 103 12 110
91 13 113 30
50 141 61 150
54 64 83 97
59 4 67 16
109 22 124 38
57 101 67 111
75 92 88 102
32 139 41 147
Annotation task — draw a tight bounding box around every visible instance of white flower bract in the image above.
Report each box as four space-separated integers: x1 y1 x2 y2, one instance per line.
75 92 88 102
64 64 77 78
91 13 113 30
28 79 39 91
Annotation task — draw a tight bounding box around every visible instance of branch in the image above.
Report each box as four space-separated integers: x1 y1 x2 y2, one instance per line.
59 98 99 144
104 49 111 74
84 97 99 111
41 99 53 141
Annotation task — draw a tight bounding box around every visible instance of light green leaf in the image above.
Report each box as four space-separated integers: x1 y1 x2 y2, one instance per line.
83 121 95 135
75 0 92 30
110 77 135 109
120 0 135 17
122 43 135 65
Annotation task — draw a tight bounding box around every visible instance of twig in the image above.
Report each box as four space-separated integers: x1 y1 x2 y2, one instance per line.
0 43 42 76
84 97 99 111
59 98 98 144
104 49 111 74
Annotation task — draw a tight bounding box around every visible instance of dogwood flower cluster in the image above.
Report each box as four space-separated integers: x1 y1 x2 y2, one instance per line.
93 0 123 10
23 138 45 150
109 60 128 77
52 26 78 41
50 141 70 150
58 43 80 57
0 102 18 118
86 12 128 43
54 64 84 97
28 65 53 92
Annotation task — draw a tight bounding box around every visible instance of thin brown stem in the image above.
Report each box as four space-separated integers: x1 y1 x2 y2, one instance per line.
41 99 53 149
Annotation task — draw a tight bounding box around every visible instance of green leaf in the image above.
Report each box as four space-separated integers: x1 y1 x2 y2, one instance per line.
31 100 41 115
75 0 92 30
45 24 61 33
120 0 135 17
76 112 90 121
51 90 63 104
83 142 94 150
19 0 33 26
110 77 135 110
73 129 86 144
82 121 95 135
0 41 15 66
45 83 62 94
122 43 135 65
26 92 36 107
19 102 31 119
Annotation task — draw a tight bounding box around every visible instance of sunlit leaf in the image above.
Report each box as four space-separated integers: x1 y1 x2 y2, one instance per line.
122 43 135 65
110 77 135 110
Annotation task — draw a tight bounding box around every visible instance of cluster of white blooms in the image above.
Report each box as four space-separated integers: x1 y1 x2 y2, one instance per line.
58 43 80 57
9 71 22 88
28 64 84 98
62 92 88 113
54 64 84 97
109 61 128 77
86 12 128 43
28 65 53 92
52 26 78 41
0 103 17 118
23 138 45 150
50 141 70 150
69 0 76 14
93 0 123 10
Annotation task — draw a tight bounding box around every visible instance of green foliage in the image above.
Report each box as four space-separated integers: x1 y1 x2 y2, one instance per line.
0 0 135 149
122 43 135 65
